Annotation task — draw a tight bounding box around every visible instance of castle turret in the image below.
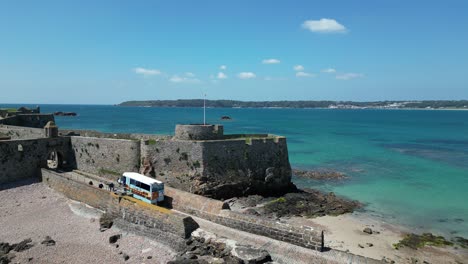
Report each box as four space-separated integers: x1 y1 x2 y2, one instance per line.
174 124 224 140
44 121 58 138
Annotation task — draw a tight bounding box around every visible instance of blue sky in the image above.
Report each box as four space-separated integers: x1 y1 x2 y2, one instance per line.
1 0 467 104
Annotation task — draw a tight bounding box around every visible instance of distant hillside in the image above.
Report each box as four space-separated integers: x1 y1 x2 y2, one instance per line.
118 100 468 109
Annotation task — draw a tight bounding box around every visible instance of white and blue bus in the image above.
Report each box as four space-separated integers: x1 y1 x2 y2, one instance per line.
118 172 164 204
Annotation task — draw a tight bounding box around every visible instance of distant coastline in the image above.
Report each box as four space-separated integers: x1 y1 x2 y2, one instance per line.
119 99 468 110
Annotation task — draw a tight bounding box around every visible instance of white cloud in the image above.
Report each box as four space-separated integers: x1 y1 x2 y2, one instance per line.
336 73 364 80
302 18 346 33
238 72 256 79
169 75 201 83
262 58 281 64
296 72 315 78
134 67 161 76
185 72 195 77
217 72 228 79
220 65 227 70
322 68 336 73
293 65 304 71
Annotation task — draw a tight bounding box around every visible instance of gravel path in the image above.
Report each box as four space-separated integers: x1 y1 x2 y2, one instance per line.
0 182 176 264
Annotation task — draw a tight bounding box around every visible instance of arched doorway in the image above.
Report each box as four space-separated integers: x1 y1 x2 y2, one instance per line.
47 150 64 171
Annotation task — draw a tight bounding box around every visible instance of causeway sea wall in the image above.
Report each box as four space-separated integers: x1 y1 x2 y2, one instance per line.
41 169 199 250
164 185 324 251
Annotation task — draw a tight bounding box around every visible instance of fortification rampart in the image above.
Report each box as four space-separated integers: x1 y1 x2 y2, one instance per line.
41 169 199 250
0 125 45 139
1 123 292 199
140 135 291 199
0 137 71 184
70 136 141 179
0 114 54 128
60 129 170 141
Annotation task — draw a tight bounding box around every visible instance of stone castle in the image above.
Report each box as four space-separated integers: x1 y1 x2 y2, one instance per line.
0 107 292 199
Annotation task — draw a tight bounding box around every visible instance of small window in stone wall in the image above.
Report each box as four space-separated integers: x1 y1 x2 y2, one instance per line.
17 144 23 152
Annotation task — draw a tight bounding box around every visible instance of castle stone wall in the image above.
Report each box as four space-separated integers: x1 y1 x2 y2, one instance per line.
70 136 141 179
139 136 292 199
0 137 71 184
0 125 45 139
0 116 19 126
60 129 170 141
200 137 292 198
140 139 204 189
16 114 55 128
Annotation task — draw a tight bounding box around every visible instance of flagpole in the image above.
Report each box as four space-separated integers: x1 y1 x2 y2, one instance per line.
203 93 206 125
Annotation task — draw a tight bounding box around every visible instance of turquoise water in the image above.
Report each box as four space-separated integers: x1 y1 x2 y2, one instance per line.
4 104 468 237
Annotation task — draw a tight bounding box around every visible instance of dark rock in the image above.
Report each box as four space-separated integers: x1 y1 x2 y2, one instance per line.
231 245 272 264
292 169 348 180
363 227 373 234
452 236 468 248
147 256 152 259
41 236 56 246
223 256 243 264
99 213 113 232
0 243 12 255
168 259 203 264
123 254 130 261
259 189 360 218
220 116 232 120
366 243 374 247
54 112 77 116
12 238 33 252
0 254 13 264
358 244 365 248
394 233 453 250
109 234 122 244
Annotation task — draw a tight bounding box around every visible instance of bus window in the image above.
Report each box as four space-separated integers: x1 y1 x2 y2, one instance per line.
118 176 126 185
130 179 136 186
139 182 150 192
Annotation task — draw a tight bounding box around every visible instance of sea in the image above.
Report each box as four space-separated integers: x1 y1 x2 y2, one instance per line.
3 104 468 238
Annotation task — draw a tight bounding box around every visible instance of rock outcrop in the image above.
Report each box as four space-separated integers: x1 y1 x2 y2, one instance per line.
169 230 275 264
292 169 348 180
228 188 360 219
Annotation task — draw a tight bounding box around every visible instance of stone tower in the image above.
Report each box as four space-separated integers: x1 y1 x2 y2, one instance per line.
44 121 58 138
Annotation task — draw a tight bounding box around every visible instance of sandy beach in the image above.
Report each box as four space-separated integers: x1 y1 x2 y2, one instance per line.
0 181 176 264
306 213 468 263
